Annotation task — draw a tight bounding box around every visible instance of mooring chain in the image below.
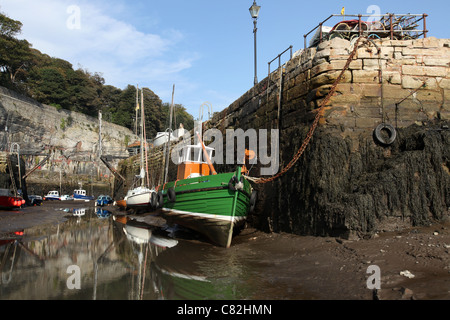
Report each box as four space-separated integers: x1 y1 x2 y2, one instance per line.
247 37 364 184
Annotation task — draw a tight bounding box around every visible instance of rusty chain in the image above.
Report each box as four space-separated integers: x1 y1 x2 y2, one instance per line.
248 37 364 184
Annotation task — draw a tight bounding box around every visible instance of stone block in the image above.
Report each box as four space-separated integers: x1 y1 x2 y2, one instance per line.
402 65 447 77
402 76 426 90
363 58 387 70
294 71 308 85
356 47 379 59
330 48 352 60
383 71 402 85
317 38 351 51
361 84 382 97
438 78 450 90
310 60 362 78
413 37 440 48
389 39 414 47
415 90 444 104
352 70 380 83
313 48 330 64
379 46 395 59
310 70 352 88
287 83 309 101
402 47 443 56
382 84 407 99
422 57 450 67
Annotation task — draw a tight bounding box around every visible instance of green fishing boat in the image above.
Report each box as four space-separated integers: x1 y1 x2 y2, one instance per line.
158 141 256 248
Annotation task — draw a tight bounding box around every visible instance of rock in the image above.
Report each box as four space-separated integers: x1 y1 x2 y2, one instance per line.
400 287 415 300
400 270 415 278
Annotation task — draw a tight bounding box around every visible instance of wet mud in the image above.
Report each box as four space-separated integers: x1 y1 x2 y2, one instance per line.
0 201 449 300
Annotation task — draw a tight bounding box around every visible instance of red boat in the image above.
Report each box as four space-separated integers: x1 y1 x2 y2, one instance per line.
0 189 25 210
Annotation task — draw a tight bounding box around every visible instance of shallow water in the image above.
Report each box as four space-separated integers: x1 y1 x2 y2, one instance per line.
0 207 286 300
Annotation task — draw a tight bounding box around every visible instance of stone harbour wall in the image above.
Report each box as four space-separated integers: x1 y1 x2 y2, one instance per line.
205 36 450 238
0 86 136 177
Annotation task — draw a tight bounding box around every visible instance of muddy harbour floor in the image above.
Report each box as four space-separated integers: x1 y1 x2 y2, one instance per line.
0 201 449 300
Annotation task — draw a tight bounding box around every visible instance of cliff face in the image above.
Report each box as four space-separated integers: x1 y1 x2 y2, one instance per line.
0 86 136 175
206 37 450 238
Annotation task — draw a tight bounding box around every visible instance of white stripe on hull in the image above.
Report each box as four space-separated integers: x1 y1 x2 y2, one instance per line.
161 207 246 223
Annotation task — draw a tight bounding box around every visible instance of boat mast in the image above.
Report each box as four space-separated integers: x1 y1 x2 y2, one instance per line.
135 85 139 136
140 88 145 187
164 84 175 184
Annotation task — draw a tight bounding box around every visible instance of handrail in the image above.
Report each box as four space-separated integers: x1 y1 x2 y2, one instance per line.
267 45 293 92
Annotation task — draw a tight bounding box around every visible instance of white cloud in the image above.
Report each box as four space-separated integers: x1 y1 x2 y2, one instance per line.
1 0 197 90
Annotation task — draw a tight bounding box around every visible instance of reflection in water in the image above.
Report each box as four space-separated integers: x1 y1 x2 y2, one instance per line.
0 208 255 300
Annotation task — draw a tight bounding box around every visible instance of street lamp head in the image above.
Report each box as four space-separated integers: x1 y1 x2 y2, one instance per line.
249 1 260 19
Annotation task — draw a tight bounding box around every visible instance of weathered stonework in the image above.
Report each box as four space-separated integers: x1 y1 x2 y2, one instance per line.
205 37 450 239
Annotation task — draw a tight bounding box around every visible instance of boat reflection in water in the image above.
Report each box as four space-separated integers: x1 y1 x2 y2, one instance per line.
0 208 251 300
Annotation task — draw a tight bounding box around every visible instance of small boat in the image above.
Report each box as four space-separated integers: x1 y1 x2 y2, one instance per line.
28 195 43 206
158 137 256 248
44 190 60 201
73 189 94 201
96 195 113 207
0 189 25 210
125 87 157 212
125 186 157 211
114 199 127 210
152 124 187 147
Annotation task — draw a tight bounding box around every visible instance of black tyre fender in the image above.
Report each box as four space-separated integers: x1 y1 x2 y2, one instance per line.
249 190 257 213
151 192 158 209
374 123 397 146
157 191 164 208
228 176 238 191
167 187 176 203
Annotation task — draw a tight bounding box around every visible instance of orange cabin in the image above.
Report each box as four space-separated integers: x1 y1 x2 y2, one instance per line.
176 143 214 180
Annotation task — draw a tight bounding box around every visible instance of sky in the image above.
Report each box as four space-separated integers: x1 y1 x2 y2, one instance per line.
1 0 448 119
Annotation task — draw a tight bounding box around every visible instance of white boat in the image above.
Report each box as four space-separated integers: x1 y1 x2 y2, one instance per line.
125 186 156 210
44 190 60 201
152 124 187 147
125 86 157 212
152 131 177 147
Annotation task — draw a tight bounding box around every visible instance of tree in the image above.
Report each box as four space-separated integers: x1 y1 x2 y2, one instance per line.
0 12 32 88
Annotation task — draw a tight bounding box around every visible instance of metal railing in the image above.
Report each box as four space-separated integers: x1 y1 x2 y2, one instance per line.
303 13 428 49
268 45 293 77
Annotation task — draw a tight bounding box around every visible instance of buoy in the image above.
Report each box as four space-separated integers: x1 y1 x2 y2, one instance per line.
374 123 397 146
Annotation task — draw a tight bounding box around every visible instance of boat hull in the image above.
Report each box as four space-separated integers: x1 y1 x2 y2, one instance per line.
73 195 94 201
0 196 25 210
125 187 155 210
160 168 252 248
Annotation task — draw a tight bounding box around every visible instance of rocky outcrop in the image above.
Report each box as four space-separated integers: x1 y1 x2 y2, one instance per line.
0 86 136 175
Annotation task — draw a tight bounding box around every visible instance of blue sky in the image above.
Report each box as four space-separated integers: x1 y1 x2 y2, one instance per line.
1 0 448 118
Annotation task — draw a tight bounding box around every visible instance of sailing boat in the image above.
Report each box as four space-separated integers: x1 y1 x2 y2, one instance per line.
125 86 157 212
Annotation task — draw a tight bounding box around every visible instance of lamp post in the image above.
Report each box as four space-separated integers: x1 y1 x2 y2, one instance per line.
249 1 260 86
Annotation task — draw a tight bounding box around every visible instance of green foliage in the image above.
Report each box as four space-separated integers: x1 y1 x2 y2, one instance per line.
0 10 194 136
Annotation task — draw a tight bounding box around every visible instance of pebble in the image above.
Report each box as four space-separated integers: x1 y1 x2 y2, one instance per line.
400 270 415 278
